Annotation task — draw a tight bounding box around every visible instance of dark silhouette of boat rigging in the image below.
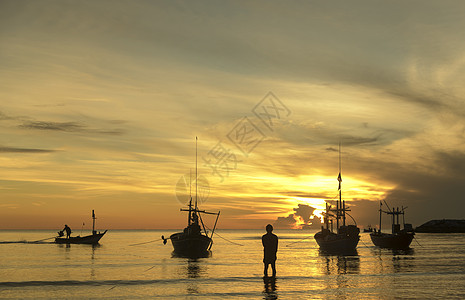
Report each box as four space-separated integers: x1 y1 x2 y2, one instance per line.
55 210 107 245
314 144 360 253
370 201 414 249
162 137 220 258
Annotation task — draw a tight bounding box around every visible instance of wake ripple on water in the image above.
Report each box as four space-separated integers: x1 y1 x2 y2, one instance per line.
0 276 265 288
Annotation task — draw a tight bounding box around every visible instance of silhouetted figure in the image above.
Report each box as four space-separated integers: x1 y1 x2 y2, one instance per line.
262 224 278 277
63 225 71 238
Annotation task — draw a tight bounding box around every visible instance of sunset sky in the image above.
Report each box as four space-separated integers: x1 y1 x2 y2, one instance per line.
1 0 465 229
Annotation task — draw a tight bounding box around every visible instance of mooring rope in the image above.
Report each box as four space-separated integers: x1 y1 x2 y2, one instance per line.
128 238 163 246
212 231 244 246
0 236 56 244
285 235 314 247
359 237 371 248
30 236 56 243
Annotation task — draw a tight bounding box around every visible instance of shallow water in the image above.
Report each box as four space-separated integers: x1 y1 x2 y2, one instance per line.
0 229 464 299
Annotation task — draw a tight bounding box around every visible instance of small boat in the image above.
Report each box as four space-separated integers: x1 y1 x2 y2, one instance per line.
314 144 360 253
162 137 220 257
364 225 374 233
55 210 107 245
370 201 414 249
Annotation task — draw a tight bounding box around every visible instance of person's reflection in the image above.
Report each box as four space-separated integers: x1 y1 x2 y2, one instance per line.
263 276 278 299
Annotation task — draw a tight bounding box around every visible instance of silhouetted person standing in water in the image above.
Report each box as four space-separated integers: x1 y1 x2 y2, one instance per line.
63 225 71 238
262 224 278 277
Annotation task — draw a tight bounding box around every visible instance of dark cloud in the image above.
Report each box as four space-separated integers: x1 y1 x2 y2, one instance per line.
345 149 465 227
19 121 124 135
20 121 85 132
0 146 56 153
274 204 321 229
274 214 297 229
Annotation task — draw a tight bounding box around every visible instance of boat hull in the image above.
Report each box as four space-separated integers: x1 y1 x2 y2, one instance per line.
170 232 211 257
314 232 360 253
370 232 414 249
55 231 107 245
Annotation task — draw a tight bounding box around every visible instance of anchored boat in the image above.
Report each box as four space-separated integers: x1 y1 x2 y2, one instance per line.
314 144 360 253
55 210 107 245
162 137 220 257
370 201 414 249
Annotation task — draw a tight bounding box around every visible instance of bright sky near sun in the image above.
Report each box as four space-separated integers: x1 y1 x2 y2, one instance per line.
1 0 465 229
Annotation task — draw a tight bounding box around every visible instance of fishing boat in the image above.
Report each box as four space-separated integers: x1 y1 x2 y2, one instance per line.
363 225 374 233
370 201 414 249
314 145 360 253
55 210 107 245
162 137 220 257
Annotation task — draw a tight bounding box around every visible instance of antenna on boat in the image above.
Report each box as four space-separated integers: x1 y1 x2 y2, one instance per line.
337 141 347 227
195 136 198 210
92 210 96 235
188 168 193 226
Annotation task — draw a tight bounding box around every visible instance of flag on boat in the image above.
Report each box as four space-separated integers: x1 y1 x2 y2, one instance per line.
337 172 342 190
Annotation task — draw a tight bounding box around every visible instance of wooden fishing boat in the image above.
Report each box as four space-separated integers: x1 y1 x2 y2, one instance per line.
55 231 107 245
314 144 360 253
55 210 107 245
370 201 414 249
162 137 220 257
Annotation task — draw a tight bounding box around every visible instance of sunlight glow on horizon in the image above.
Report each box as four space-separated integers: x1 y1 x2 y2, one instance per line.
1 1 464 228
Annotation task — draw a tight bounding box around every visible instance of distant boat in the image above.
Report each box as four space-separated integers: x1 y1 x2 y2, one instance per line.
314 144 360 253
370 201 414 249
55 210 107 245
363 225 374 233
162 137 220 258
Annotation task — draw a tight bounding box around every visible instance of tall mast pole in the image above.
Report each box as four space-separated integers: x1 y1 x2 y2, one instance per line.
379 201 382 232
188 168 192 225
339 141 346 226
195 136 198 210
92 210 96 235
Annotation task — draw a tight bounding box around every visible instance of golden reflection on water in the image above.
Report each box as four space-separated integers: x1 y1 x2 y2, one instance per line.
179 258 206 295
1 231 463 299
320 254 360 276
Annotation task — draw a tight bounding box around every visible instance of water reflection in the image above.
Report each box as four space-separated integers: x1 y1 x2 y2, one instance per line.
372 248 415 274
320 250 360 275
263 276 278 300
90 244 99 279
171 250 211 259
177 258 207 295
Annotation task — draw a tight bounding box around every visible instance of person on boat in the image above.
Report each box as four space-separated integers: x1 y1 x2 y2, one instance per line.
63 225 71 238
262 224 278 277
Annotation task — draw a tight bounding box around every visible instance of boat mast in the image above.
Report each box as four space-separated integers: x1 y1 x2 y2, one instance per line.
336 143 339 230
195 136 198 210
188 169 192 226
338 142 346 228
379 201 382 232
92 210 96 235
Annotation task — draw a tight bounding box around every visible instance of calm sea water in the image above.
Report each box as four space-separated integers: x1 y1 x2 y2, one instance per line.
0 229 464 299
